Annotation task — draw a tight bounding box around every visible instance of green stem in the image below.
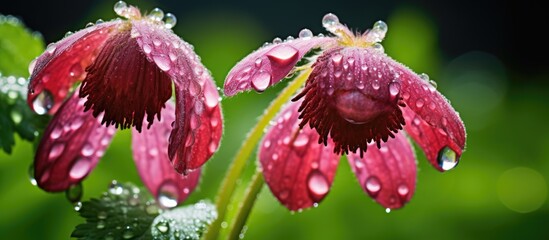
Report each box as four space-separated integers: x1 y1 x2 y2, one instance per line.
227 170 264 240
203 69 312 240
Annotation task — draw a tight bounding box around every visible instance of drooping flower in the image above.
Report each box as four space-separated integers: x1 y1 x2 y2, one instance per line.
27 2 222 207
224 14 466 211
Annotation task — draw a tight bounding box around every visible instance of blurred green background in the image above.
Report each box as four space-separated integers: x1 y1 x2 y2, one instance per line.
1 0 548 239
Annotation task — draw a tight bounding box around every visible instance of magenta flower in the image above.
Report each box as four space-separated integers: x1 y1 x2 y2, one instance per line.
224 14 466 211
27 2 222 207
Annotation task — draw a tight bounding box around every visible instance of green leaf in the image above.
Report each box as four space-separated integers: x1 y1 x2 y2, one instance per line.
151 201 217 240
0 74 49 154
71 181 160 240
0 15 44 77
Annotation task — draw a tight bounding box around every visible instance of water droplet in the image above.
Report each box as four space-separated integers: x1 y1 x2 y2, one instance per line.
97 211 108 219
372 80 380 90
370 20 388 43
365 176 381 197
263 140 271 148
149 147 158 156
148 8 164 21
419 73 429 82
267 45 298 66
114 1 128 16
97 220 105 229
254 58 262 67
123 226 134 239
209 141 218 153
293 134 309 147
158 181 179 208
70 158 91 179
85 22 94 28
298 28 313 39
48 143 65 160
415 98 425 108
146 201 159 215
69 63 83 78
389 81 400 98
143 44 152 54
66 183 83 203
96 19 104 24
28 165 37 186
438 147 459 171
46 43 56 54
153 55 171 71
372 43 384 53
251 71 271 92
322 13 340 31
307 170 329 201
109 180 124 195
331 54 342 65
429 80 438 89
32 90 54 115
163 13 177 28
74 202 82 211
397 184 409 197
156 221 169 233
272 37 282 44
428 102 436 110
385 208 391 213
279 190 290 200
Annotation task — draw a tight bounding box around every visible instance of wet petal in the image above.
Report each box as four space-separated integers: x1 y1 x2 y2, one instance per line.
28 20 121 115
224 37 336 96
374 49 466 171
259 101 340 211
347 131 416 210
131 20 223 173
295 47 405 155
34 92 116 192
79 28 172 132
132 102 201 204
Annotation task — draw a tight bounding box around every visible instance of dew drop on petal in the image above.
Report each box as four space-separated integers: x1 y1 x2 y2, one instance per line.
153 55 171 71
70 158 91 179
48 143 65 160
148 8 164 21
307 170 329 201
293 134 309 147
397 184 409 197
143 44 152 54
28 58 37 75
251 72 272 92
272 37 282 44
65 182 83 203
365 176 381 197
419 73 429 82
298 28 313 39
157 181 179 208
322 13 340 31
372 43 384 53
32 90 54 115
415 98 425 108
163 13 177 28
114 1 128 16
266 45 298 66
371 20 388 42
46 43 56 54
389 81 400 98
438 147 459 171
372 80 380 90
279 190 290 200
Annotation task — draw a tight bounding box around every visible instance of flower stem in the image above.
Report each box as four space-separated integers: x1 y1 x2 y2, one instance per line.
227 170 264 240
203 69 312 240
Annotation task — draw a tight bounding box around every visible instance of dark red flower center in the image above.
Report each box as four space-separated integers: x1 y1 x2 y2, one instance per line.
79 26 172 132
294 47 405 155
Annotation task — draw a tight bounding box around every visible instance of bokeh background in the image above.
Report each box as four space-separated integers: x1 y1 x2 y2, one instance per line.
1 0 548 239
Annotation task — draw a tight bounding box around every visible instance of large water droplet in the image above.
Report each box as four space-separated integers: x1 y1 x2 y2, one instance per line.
307 170 329 201
157 181 179 208
66 183 83 203
153 55 171 71
32 90 54 115
109 180 124 195
322 13 340 31
251 71 272 92
298 28 313 39
389 81 400 98
114 1 128 16
156 221 169 233
163 13 177 28
48 143 65 160
267 45 299 66
397 184 409 197
365 176 382 197
28 165 37 186
70 158 91 179
438 147 459 171
148 8 164 22
370 20 388 42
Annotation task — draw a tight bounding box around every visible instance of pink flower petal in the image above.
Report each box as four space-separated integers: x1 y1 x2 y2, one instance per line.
347 131 416 210
259 101 340 211
132 102 201 205
34 92 116 192
131 20 223 174
28 20 121 115
224 37 336 96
